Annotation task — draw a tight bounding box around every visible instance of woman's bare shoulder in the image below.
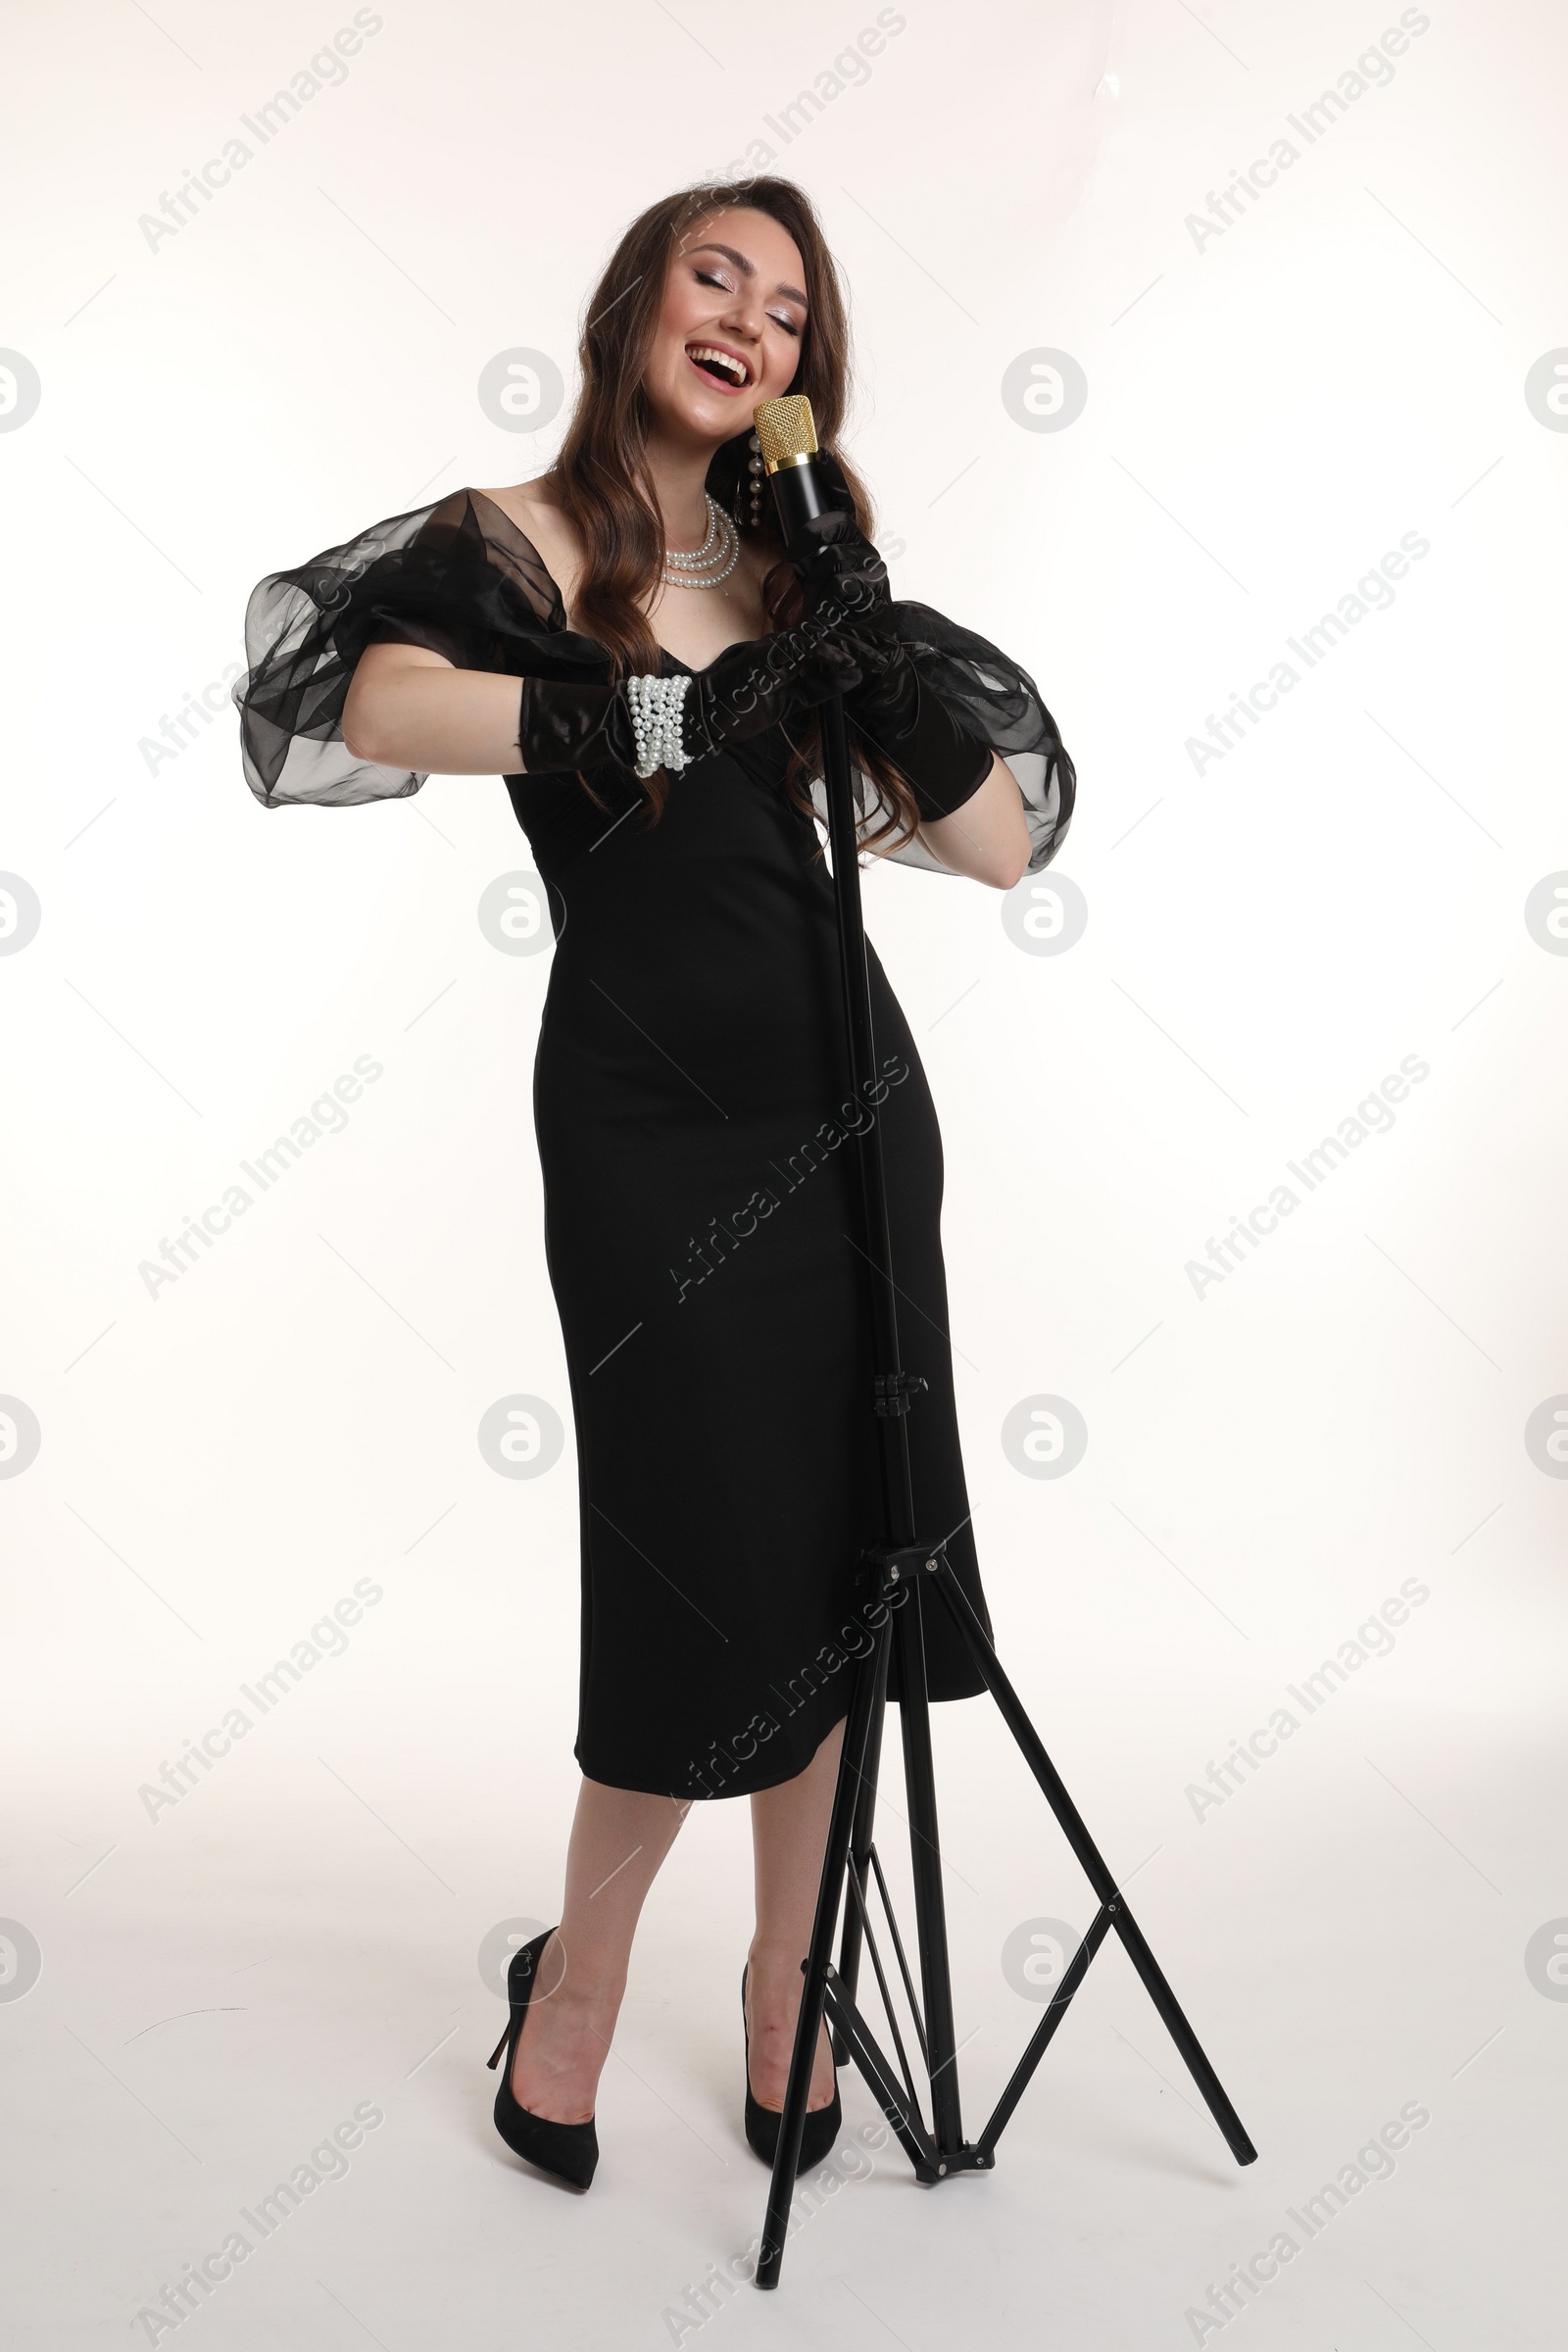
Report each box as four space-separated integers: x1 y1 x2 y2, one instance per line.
472 476 583 601
471 474 550 528
471 476 564 544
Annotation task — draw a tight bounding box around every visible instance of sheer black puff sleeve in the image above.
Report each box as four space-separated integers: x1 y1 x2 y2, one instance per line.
231 489 608 808
832 600 1076 877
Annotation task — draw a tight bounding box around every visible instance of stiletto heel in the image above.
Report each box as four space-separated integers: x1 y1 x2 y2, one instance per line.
489 1927 599 2190
742 1960 842 2174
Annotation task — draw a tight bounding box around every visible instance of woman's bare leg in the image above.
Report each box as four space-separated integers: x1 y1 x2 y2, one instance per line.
510 1777 690 2124
746 1718 845 2111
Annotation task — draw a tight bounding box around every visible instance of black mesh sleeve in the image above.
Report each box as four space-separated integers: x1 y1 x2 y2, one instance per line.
230 489 607 808
819 600 1076 876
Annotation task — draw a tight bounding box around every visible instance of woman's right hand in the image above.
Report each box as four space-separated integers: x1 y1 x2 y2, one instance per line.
683 622 865 759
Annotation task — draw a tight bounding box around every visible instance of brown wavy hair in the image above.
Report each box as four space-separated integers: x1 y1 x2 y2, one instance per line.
550 176 918 852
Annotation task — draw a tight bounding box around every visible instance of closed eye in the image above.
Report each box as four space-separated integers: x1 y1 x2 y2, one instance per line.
693 268 802 338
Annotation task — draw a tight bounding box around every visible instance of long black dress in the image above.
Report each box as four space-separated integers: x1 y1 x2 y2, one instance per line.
233 488 1074 1797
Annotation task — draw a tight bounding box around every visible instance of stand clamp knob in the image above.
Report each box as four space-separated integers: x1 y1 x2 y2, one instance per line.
872 1370 928 1417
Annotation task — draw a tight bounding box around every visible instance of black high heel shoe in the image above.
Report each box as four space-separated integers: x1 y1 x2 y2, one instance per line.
742 1960 842 2174
486 1927 599 2190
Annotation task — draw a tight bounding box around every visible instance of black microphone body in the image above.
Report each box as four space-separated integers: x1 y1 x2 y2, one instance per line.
763 451 835 558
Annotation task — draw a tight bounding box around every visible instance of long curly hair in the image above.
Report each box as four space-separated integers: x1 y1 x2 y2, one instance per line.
549 176 918 852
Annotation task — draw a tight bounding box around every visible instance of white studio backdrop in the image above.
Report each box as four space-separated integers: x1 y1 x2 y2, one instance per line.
2 2 1564 2347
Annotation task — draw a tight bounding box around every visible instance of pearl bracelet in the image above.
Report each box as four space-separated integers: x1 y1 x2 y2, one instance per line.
625 672 694 779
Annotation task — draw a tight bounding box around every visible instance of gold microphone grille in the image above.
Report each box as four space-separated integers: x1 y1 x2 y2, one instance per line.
753 394 818 473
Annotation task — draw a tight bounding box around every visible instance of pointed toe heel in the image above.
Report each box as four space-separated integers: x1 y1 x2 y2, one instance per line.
488 1927 599 2191
742 1961 842 2175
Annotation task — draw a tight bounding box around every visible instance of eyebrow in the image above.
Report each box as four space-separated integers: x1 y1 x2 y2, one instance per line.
687 242 809 310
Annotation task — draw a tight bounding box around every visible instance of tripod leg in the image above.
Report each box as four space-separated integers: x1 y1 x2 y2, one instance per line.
756 1622 887 2290
894 1579 963 2157
1100 1903 1255 2163
832 1616 892 2063
929 1560 1257 2168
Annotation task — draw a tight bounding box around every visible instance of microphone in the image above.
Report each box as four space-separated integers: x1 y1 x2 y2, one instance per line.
752 391 885 642
751 393 835 559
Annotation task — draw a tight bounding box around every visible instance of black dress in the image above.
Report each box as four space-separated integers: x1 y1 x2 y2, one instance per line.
233 489 1075 1798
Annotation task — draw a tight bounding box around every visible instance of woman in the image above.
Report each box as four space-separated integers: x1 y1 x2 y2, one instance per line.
233 177 1074 2193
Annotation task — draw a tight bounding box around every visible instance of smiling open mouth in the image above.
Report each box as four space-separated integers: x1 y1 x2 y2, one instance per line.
685 342 752 389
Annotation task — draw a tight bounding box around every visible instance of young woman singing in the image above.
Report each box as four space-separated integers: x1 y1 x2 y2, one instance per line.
233 175 1074 2192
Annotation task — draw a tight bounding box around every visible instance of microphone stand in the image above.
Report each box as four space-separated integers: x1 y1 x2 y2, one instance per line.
752 413 1256 2291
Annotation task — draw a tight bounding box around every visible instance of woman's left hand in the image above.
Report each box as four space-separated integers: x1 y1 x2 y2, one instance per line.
789 451 892 627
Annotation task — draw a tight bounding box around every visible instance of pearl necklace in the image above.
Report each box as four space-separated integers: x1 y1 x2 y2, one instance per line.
661 492 740 590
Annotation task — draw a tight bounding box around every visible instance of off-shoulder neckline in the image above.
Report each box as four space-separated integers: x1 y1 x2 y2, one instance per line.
460 487 695 674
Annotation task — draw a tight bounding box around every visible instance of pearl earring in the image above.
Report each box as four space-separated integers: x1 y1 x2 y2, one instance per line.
748 430 762 528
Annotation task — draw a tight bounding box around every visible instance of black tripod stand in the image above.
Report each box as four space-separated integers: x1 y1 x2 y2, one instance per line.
752 695 1257 2291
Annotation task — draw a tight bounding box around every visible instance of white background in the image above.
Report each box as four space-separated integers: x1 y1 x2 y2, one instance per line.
2 1 1565 2345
